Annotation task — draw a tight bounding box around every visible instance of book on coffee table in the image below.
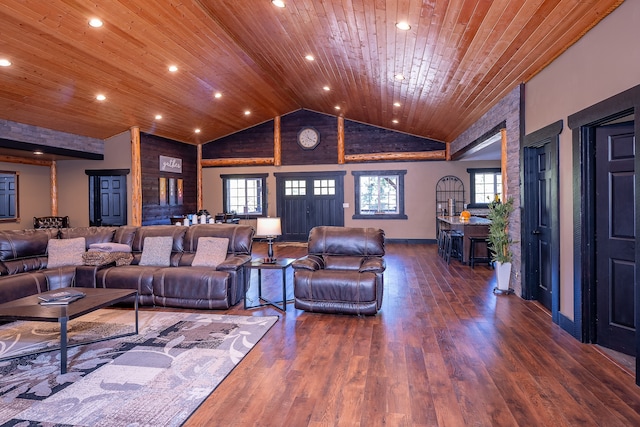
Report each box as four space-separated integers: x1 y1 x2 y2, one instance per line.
38 290 86 305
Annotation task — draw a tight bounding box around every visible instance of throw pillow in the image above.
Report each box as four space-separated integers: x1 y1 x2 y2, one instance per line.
139 236 173 266
47 237 86 268
192 237 229 268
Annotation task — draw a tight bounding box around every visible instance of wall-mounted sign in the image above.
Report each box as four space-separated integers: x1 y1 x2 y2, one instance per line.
159 155 182 173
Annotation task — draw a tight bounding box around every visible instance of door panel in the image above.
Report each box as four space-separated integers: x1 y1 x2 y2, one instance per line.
595 121 635 356
523 142 554 310
90 175 127 226
534 146 553 309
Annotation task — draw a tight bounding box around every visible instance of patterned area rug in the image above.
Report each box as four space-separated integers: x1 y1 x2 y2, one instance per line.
0 309 278 426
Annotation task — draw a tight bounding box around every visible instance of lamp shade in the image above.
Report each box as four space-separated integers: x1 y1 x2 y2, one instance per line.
256 217 282 237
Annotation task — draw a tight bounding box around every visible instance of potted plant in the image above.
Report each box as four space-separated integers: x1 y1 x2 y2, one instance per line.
487 196 515 292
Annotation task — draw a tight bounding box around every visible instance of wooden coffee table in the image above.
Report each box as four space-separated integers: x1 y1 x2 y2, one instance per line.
0 287 138 374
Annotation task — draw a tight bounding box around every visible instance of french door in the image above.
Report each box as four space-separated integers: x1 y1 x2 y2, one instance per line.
275 171 345 241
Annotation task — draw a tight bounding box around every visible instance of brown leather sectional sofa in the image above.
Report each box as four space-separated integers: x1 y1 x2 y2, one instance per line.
0 224 254 309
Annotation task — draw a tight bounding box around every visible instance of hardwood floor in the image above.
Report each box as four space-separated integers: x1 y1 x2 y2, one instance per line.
183 242 640 426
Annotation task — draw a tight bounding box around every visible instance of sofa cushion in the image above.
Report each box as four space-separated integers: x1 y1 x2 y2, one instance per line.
192 237 229 267
47 237 86 268
183 224 254 255
139 236 173 266
131 226 187 253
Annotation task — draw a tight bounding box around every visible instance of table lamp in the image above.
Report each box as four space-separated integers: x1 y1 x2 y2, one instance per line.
256 217 282 263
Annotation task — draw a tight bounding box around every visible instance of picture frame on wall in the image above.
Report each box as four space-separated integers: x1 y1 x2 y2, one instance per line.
159 177 167 206
168 178 177 206
177 179 183 205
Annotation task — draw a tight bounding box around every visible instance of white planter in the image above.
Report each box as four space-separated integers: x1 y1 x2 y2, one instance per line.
495 261 512 291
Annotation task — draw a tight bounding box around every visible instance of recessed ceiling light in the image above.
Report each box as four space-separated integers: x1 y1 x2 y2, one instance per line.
305 55 315 61
272 0 285 7
214 92 222 98
88 18 103 28
334 106 341 110
155 114 162 120
33 151 44 155
395 74 405 81
323 86 330 91
96 94 106 101
195 128 201 134
168 65 178 72
396 22 411 31
393 102 401 107
392 119 399 124
0 59 11 67
244 110 251 115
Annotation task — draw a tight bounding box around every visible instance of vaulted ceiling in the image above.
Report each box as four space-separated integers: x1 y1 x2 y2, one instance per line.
0 0 623 146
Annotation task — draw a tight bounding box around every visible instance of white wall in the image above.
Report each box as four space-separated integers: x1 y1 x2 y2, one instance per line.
525 0 640 318
202 159 499 240
0 162 51 230
57 130 132 227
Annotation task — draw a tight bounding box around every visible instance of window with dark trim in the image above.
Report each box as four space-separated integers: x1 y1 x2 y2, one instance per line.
352 170 407 220
221 173 268 216
467 168 501 208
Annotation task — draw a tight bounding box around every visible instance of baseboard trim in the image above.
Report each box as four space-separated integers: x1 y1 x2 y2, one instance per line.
386 238 435 244
558 313 578 339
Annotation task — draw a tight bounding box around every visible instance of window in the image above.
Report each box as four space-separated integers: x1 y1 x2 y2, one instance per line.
352 170 407 219
313 179 335 195
468 168 502 207
221 174 267 216
284 179 306 196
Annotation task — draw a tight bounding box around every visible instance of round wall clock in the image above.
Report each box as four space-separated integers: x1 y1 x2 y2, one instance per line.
297 127 320 150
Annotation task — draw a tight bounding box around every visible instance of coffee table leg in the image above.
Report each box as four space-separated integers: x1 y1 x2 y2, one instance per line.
60 317 68 374
282 269 287 311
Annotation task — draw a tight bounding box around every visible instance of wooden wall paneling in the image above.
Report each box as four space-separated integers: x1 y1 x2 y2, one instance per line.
501 127 508 199
201 120 275 159
343 120 444 154
0 155 52 167
337 116 345 164
274 116 281 167
140 133 197 225
197 144 203 211
345 151 446 163
280 110 338 166
50 161 57 216
130 127 142 227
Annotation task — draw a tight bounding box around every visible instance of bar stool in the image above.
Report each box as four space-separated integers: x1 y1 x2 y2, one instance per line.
444 230 464 264
437 228 448 257
468 236 492 268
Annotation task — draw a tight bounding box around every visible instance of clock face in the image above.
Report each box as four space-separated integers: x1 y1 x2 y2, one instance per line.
297 127 320 150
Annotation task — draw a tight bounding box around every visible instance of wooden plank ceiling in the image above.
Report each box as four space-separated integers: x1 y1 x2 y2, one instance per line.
0 0 623 146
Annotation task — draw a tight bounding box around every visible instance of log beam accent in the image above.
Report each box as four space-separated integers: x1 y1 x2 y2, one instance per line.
197 144 203 211
201 157 275 167
0 155 52 167
274 116 282 167
337 116 345 164
50 161 58 216
500 128 508 199
130 126 142 226
345 150 446 163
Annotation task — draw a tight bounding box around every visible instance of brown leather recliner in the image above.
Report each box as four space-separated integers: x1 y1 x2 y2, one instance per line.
292 226 385 315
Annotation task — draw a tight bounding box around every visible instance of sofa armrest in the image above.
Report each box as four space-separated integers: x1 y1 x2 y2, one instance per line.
359 257 386 273
292 255 325 271
216 254 251 271
75 264 113 288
